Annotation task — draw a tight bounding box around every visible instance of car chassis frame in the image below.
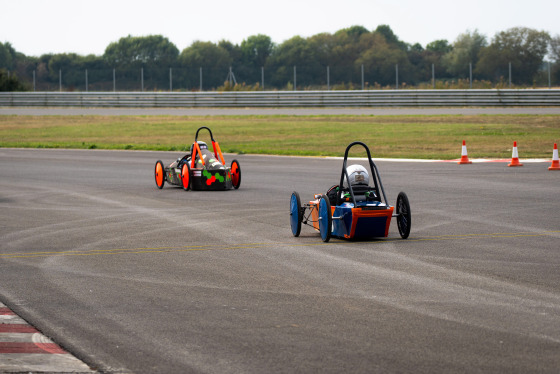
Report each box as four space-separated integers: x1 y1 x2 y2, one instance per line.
290 141 411 242
154 126 241 191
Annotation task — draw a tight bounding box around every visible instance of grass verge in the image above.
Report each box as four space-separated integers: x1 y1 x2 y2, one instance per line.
1 114 559 159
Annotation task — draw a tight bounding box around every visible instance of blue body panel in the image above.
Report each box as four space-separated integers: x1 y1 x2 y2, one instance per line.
332 204 353 238
332 201 390 239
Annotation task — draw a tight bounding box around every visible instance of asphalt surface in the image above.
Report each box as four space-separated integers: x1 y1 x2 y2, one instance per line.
1 148 559 373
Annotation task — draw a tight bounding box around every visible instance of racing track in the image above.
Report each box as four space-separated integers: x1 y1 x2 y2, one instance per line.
1 148 559 373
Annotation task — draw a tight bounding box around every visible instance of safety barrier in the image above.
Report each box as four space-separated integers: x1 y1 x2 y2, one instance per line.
1 89 559 107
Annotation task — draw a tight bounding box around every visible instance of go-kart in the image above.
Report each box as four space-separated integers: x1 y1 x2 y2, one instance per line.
154 126 241 191
290 141 411 242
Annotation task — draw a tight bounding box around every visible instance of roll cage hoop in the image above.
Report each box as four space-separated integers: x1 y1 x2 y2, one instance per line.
190 126 226 169
336 141 389 207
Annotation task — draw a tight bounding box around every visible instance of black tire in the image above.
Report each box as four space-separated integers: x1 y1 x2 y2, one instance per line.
290 191 302 237
318 194 332 243
154 160 165 189
396 192 411 239
231 159 241 189
181 163 191 191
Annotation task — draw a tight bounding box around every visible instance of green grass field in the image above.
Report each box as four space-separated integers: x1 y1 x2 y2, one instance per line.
1 114 559 159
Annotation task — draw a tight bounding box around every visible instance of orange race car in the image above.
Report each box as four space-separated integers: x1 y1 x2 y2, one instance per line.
154 127 241 191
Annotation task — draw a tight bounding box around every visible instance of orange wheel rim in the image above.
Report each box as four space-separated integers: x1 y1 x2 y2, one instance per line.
155 163 164 186
182 166 189 188
231 163 239 185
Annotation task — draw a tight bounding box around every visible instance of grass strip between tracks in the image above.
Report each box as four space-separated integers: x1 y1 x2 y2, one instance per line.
1 114 559 159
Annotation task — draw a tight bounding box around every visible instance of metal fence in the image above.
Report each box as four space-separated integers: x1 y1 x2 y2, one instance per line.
12 60 560 92
1 89 559 107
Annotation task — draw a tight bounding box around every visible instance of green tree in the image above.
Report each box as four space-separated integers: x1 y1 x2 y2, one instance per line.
237 34 274 85
328 26 373 85
266 35 323 88
374 25 408 50
0 42 17 70
333 26 371 61
179 41 232 89
442 30 487 77
425 40 453 81
218 40 242 66
476 27 550 84
10 54 37 89
44 53 109 90
426 40 452 54
180 41 232 68
550 35 560 84
355 32 413 86
240 34 274 68
341 25 370 40
407 43 435 84
551 35 560 62
102 35 179 90
307 32 337 64
47 53 82 82
103 35 179 68
0 68 27 91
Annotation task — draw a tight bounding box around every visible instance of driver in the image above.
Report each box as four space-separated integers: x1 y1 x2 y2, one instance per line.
190 141 225 170
171 141 225 171
345 164 369 187
327 164 375 205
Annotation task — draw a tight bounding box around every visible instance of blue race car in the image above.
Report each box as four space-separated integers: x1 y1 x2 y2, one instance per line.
290 141 410 242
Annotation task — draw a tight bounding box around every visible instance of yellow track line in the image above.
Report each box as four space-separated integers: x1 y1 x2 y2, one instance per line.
1 231 558 259
0 242 328 259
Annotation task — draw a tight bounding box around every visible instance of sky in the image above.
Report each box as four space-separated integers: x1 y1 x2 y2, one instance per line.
2 0 559 57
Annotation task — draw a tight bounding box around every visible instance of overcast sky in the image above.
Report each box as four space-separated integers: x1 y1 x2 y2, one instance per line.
2 0 559 57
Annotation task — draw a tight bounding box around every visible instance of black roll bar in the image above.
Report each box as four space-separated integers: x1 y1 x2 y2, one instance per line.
336 141 389 207
194 126 215 143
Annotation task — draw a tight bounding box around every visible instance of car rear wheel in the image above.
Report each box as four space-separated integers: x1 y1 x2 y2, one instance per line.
396 192 411 239
290 191 302 237
181 163 191 191
318 194 332 242
154 160 165 189
231 159 241 189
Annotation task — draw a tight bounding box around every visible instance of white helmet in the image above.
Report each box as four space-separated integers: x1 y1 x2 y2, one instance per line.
344 164 369 187
190 141 208 151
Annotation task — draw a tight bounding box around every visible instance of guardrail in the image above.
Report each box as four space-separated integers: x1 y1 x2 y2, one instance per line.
1 89 559 107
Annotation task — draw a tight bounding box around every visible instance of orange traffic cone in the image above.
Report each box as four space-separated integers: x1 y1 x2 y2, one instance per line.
508 141 523 167
458 140 472 164
549 143 560 170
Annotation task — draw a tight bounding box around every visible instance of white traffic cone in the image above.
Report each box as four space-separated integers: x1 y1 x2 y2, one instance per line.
457 140 472 164
549 143 560 170
508 141 523 167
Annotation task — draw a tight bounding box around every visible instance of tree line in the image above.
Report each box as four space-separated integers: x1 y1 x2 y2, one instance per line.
1 25 559 91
